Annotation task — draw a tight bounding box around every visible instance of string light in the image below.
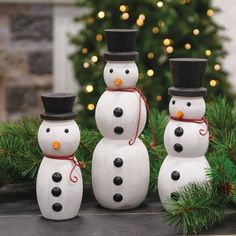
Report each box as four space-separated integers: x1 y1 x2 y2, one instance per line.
185 43 191 50
83 62 89 68
207 9 214 17
91 56 98 63
152 27 159 33
163 38 171 46
139 14 145 21
121 12 129 20
158 21 165 28
193 28 200 35
157 1 164 8
96 34 103 41
82 48 88 54
147 69 154 77
214 64 221 71
166 46 173 54
87 103 95 111
136 19 144 27
87 17 95 25
156 95 162 101
97 11 105 19
119 5 127 12
210 79 217 87
205 49 211 56
147 52 154 59
85 85 94 93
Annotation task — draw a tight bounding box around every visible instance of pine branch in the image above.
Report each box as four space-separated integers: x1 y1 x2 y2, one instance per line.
162 182 227 235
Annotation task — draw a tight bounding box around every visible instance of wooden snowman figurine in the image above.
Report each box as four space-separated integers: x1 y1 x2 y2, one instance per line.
92 29 150 210
36 93 85 220
158 58 210 211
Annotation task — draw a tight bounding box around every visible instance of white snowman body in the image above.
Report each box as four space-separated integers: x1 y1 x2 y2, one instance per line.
158 96 210 211
92 61 150 209
36 120 83 220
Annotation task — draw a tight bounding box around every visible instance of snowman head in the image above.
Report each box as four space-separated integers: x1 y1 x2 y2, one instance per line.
169 96 206 119
103 61 138 89
38 120 80 157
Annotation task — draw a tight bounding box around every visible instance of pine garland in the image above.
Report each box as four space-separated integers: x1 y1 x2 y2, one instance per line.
0 97 235 234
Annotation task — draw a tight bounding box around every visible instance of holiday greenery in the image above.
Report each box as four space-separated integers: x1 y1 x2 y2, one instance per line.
70 0 235 128
0 98 235 233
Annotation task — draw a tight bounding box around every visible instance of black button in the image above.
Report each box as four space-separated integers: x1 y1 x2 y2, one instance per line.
113 193 123 202
113 176 123 185
52 172 62 182
52 203 62 212
171 192 179 201
114 158 123 167
171 171 180 181
174 127 184 137
51 187 62 197
114 126 124 134
113 107 123 117
174 143 183 152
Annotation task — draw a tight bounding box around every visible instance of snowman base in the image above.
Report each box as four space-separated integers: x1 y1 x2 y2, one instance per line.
92 138 149 210
41 214 78 221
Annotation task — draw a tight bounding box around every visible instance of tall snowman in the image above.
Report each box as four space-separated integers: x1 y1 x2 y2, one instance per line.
158 58 210 211
92 29 150 210
37 93 85 220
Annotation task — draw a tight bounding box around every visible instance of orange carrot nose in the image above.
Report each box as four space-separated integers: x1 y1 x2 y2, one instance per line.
176 111 184 119
114 77 122 86
52 141 61 150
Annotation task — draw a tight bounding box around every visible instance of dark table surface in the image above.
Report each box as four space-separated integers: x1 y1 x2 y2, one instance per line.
0 184 235 236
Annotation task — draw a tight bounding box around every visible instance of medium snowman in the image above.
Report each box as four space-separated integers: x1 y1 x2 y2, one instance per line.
92 29 150 210
158 58 210 211
36 93 85 220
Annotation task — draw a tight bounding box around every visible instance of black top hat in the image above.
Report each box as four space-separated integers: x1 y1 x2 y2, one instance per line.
41 93 76 120
169 58 208 97
103 29 138 61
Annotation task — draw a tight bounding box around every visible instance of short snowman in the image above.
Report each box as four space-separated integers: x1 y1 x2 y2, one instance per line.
36 93 84 220
92 29 150 210
158 58 210 211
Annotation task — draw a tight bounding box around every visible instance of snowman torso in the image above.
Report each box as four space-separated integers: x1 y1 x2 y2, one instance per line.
36 157 83 220
158 155 210 211
92 138 149 209
164 120 209 157
96 91 147 140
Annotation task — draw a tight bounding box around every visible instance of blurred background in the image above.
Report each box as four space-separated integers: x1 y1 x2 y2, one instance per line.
0 0 235 126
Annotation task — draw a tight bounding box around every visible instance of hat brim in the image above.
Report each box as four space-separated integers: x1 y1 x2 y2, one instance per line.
41 112 76 120
168 87 207 97
103 52 138 61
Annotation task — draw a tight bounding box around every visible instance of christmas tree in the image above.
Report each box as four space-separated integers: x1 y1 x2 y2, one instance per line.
70 0 234 128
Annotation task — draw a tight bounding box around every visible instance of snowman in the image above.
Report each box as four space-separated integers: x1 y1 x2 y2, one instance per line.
92 29 150 210
158 58 210 211
36 93 85 220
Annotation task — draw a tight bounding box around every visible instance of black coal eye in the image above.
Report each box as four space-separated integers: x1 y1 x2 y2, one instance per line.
64 129 69 133
172 100 176 105
125 69 129 74
109 69 113 73
46 128 50 133
187 102 191 106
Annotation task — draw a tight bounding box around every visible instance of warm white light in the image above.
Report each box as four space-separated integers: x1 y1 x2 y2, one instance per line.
82 48 88 54
85 85 94 93
136 19 144 26
147 69 154 77
166 46 173 53
121 12 129 20
210 79 217 87
157 1 164 8
139 14 145 21
91 56 98 63
96 34 103 41
98 11 105 19
119 5 127 12
207 9 214 17
185 43 191 50
193 28 200 35
205 50 212 56
214 64 221 71
152 27 159 33
147 52 154 59
163 38 171 46
156 95 162 101
87 103 95 110
83 62 89 68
